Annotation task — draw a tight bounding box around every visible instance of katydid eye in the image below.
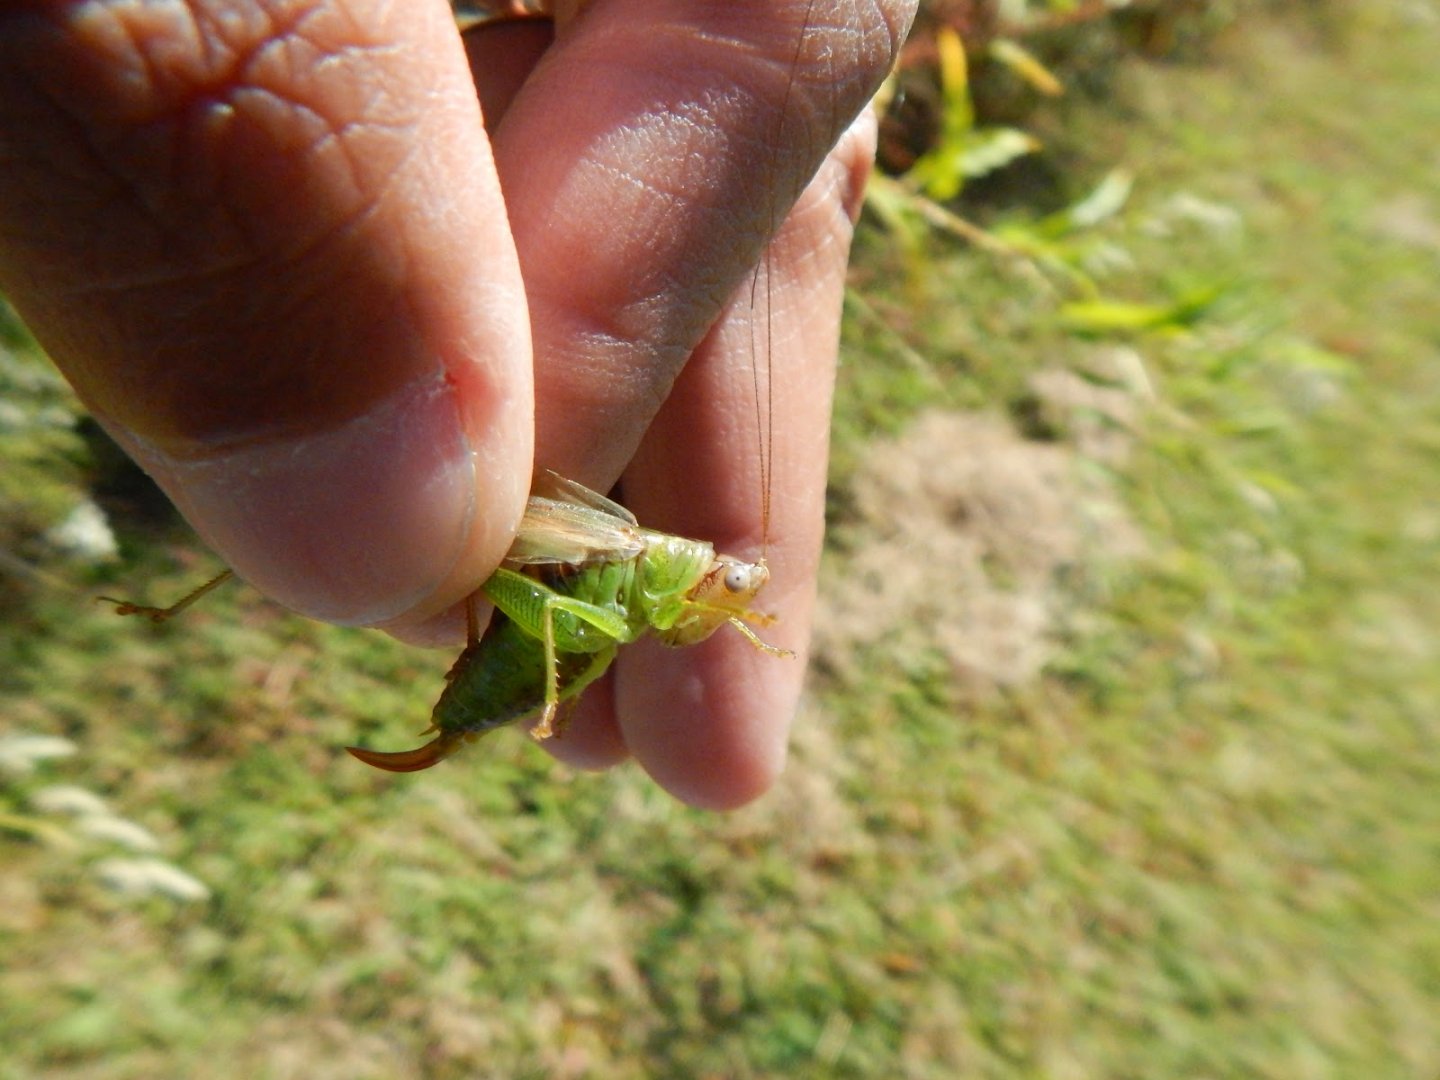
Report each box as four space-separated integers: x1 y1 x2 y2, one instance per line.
723 566 749 593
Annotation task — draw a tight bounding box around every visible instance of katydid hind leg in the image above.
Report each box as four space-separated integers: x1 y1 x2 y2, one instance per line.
99 569 236 623
531 644 616 742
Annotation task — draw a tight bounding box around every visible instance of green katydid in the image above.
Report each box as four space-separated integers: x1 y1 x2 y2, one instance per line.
346 474 790 771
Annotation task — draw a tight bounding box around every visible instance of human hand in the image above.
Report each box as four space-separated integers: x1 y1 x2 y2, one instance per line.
0 0 915 807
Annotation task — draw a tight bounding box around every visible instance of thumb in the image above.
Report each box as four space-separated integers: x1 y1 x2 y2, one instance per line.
0 0 532 627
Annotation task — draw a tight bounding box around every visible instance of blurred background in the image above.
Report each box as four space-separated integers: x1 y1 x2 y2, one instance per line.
4 1 1438 1075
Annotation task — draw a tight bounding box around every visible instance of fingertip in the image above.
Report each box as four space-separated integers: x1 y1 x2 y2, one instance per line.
680 739 790 812
2 0 536 630
616 637 797 811
107 371 530 628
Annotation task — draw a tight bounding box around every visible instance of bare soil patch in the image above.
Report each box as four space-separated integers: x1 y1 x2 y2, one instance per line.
815 405 1143 690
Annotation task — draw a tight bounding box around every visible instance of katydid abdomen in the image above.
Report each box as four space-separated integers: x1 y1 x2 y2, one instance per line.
346 610 610 772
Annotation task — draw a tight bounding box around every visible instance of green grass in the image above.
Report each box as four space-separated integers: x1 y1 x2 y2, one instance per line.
4 4 1439 1077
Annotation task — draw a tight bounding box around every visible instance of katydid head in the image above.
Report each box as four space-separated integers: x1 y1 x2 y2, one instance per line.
660 555 791 658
